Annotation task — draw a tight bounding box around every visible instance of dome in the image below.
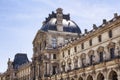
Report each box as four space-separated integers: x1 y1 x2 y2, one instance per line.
41 18 81 33
40 8 81 34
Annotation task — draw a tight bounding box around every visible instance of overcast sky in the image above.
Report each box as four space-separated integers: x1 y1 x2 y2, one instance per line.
0 0 120 72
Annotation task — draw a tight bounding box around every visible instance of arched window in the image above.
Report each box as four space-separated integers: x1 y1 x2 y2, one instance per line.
71 78 74 80
108 70 118 80
78 77 83 80
87 75 93 80
97 73 104 80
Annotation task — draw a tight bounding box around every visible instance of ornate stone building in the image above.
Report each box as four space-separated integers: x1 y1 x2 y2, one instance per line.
0 53 31 80
0 8 120 80
31 8 81 80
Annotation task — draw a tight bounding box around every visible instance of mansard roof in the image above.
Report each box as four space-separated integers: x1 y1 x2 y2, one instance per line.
13 53 29 69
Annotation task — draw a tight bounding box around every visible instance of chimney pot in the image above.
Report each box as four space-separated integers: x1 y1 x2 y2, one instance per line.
103 19 107 24
114 13 118 18
93 24 97 29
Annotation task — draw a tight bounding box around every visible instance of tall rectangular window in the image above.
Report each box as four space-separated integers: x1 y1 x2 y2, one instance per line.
99 52 103 62
110 48 114 59
90 55 94 65
109 30 112 38
98 35 102 42
68 50 70 55
89 39 92 46
53 54 56 59
52 38 57 49
81 43 84 49
62 52 64 57
74 46 77 52
52 66 57 75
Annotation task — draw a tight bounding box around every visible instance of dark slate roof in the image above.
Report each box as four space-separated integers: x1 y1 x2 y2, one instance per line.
40 11 81 34
13 53 29 69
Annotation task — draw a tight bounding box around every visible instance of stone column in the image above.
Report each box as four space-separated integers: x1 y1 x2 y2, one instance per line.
117 69 120 80
103 69 108 80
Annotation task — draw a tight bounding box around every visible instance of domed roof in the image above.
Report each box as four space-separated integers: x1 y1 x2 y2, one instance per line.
41 18 81 33
40 9 81 34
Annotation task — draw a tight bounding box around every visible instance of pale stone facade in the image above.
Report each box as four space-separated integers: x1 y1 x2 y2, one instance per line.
0 53 31 80
0 8 120 80
31 8 120 80
17 63 31 80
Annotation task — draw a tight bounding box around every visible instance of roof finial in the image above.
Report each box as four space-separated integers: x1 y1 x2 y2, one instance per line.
56 8 63 14
114 13 118 18
103 19 107 24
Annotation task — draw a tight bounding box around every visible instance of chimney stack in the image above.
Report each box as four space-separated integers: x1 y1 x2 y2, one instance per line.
93 24 97 29
56 8 63 31
114 13 118 18
85 29 88 33
103 19 107 24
